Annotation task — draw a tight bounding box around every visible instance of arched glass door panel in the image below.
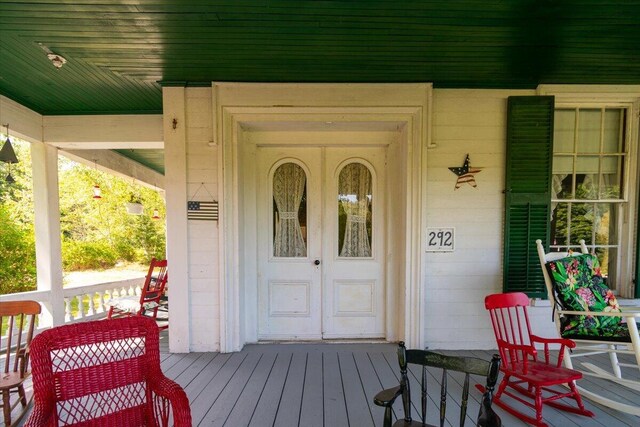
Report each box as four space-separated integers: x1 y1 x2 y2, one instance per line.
272 162 307 257
337 162 372 258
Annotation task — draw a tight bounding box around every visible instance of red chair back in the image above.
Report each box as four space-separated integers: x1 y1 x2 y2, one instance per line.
141 258 168 309
485 292 534 371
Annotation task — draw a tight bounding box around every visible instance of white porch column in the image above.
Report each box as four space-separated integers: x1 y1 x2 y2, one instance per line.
31 142 65 327
163 87 190 352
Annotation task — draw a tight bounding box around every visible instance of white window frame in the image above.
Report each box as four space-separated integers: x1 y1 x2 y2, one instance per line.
540 85 640 298
551 104 632 294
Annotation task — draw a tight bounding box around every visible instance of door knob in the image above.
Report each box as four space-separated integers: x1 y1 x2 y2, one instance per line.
314 259 321 266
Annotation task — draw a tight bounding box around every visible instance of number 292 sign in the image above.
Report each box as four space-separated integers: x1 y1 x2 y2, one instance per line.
426 227 455 252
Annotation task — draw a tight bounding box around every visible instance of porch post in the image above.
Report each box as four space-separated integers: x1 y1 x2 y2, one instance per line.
163 86 190 352
31 142 65 327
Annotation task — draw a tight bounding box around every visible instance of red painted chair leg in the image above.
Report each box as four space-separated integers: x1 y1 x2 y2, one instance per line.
491 394 549 427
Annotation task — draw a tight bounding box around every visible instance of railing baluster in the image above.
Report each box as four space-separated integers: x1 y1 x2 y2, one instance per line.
76 295 85 320
97 291 106 313
65 298 72 322
87 292 96 316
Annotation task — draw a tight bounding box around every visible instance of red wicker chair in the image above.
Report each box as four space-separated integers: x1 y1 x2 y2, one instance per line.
25 316 191 427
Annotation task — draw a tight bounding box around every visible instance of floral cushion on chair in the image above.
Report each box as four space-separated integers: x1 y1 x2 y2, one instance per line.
545 254 625 339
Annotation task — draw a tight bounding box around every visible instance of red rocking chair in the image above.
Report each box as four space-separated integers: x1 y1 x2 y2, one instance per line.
107 258 168 328
484 292 594 426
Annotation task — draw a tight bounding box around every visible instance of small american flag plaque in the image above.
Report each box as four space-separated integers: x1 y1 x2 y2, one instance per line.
187 200 219 221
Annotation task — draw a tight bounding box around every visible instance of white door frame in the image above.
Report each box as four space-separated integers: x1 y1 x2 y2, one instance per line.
216 83 429 352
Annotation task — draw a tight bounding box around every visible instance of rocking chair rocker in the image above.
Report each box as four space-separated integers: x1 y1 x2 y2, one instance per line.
536 239 640 416
484 292 594 427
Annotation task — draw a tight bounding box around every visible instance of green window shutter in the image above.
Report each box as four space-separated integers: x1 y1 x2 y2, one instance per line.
504 96 554 298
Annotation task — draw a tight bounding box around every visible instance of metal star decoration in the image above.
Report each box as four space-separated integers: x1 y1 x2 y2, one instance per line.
448 154 482 190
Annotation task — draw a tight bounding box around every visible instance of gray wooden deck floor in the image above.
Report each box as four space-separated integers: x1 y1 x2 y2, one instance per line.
158 336 640 427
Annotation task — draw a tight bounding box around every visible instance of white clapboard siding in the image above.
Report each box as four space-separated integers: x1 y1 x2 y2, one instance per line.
185 88 221 352
424 89 535 349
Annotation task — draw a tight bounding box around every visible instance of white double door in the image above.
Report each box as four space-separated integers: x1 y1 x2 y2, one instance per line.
257 145 386 340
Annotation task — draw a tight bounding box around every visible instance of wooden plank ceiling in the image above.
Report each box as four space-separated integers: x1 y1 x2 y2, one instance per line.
0 0 639 116
1 1 639 174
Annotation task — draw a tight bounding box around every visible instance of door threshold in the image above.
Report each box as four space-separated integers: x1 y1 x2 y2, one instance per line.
257 338 391 345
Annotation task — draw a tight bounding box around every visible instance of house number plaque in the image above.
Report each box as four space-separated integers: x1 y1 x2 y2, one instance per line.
426 227 455 252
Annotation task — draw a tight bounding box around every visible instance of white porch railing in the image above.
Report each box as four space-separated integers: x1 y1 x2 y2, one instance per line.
0 276 145 329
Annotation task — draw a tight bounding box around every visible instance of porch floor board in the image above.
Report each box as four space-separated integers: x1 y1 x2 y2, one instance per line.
156 337 639 427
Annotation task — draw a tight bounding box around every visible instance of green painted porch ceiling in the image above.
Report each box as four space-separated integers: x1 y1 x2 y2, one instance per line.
1 0 640 116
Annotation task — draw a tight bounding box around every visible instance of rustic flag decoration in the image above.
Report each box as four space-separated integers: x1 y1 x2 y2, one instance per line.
187 201 219 221
187 182 219 221
448 154 482 190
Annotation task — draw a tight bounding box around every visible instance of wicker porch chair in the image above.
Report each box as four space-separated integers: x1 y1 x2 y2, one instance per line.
25 316 190 427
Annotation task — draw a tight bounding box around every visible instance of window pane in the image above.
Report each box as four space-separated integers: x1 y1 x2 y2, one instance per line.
569 203 594 245
550 202 569 247
577 109 601 153
575 156 598 175
552 155 573 176
272 163 307 257
338 163 372 257
594 203 618 245
574 172 597 200
552 172 573 199
594 247 616 287
554 110 575 153
603 109 623 153
600 156 622 198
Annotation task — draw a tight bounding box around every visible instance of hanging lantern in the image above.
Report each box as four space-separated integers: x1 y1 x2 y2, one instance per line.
91 159 102 199
1 124 19 183
152 209 161 220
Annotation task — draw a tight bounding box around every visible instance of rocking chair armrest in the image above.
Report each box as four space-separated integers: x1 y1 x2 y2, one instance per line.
148 374 192 426
497 340 537 357
530 334 577 349
18 346 31 374
558 309 640 318
530 334 576 366
374 385 403 407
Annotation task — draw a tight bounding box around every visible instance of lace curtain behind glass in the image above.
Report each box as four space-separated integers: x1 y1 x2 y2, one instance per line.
339 163 372 257
273 163 307 257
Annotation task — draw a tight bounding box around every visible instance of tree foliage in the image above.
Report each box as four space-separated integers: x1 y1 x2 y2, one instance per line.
0 205 37 294
0 138 36 294
0 136 166 295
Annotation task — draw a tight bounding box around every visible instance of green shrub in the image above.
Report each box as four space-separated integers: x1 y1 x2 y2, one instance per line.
62 240 118 270
112 238 138 263
0 206 36 294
